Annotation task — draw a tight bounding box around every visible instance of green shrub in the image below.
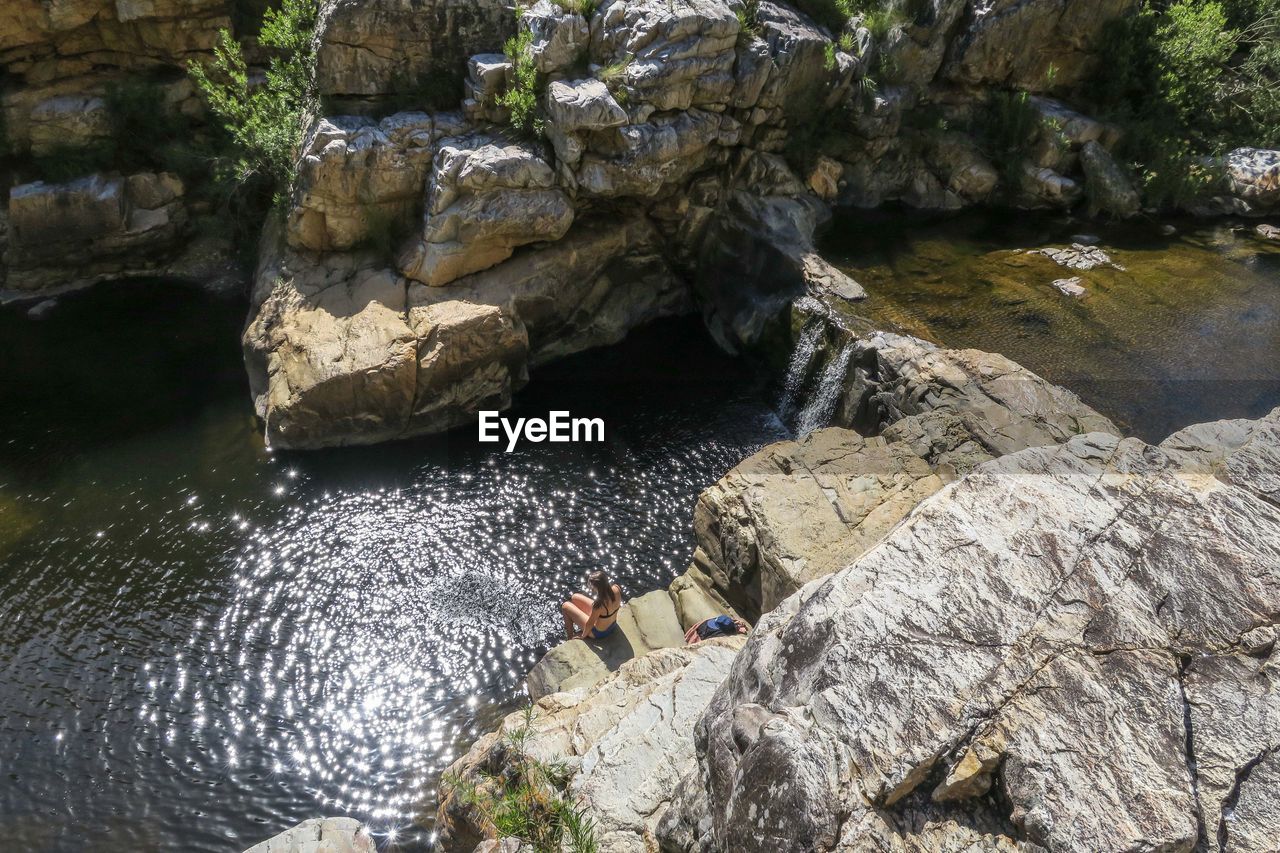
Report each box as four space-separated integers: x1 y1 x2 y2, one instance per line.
978 90 1039 180
188 0 319 203
498 27 544 137
445 709 599 853
1083 0 1280 209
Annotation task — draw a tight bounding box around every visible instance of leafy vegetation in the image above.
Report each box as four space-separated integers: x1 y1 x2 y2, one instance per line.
188 0 319 204
1084 0 1280 209
498 26 544 137
444 709 599 853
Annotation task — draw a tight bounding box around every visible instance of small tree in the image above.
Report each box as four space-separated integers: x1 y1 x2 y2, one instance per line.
188 0 319 204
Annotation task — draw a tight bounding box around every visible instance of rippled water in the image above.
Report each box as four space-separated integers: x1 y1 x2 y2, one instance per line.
0 283 787 852
822 210 1280 441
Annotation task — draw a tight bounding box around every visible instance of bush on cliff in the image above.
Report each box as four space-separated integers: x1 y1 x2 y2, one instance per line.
500 27 545 137
443 709 598 853
1086 0 1280 208
188 0 319 205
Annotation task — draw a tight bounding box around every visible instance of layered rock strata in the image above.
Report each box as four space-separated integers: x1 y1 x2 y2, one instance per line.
665 406 1280 853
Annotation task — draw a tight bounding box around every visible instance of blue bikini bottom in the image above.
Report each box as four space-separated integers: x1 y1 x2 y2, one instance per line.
591 622 618 639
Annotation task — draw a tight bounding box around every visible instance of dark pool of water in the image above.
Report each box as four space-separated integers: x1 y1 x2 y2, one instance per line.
0 283 788 852
822 210 1280 442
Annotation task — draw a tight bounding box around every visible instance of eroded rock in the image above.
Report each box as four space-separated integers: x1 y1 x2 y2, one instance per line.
438 638 747 853
675 407 1280 853
400 135 574 286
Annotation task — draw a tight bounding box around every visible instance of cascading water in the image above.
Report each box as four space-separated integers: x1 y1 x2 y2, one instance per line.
778 320 824 419
795 341 855 436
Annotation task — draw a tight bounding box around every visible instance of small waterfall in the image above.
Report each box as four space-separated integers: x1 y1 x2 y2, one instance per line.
795 342 855 436
779 320 824 418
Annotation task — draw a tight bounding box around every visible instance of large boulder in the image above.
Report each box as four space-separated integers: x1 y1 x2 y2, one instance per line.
1080 139 1140 219
242 817 374 853
437 637 747 853
669 407 1280 852
693 427 955 622
834 331 1120 455
245 212 688 449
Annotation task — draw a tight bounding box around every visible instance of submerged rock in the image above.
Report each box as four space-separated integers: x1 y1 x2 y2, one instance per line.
669 406 1280 853
1031 242 1123 271
1052 276 1085 297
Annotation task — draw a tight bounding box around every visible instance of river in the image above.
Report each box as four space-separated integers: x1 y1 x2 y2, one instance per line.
0 286 787 851
2 210 1278 851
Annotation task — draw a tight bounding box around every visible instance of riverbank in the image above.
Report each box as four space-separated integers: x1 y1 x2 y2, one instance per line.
432 317 1280 851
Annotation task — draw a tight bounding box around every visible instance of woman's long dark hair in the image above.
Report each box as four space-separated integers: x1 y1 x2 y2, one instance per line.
588 570 616 609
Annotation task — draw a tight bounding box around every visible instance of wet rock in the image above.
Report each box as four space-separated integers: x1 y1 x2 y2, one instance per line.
679 407 1280 853
1032 242 1123 271
696 188 863 352
1257 223 1280 241
242 817 374 853
1080 140 1140 219
26 299 57 319
835 331 1120 455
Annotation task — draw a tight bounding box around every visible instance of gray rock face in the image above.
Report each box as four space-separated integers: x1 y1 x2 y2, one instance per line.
693 427 955 622
944 0 1139 91
287 113 451 252
671 407 1280 853
1080 140 1140 219
438 637 747 853
6 171 188 291
591 0 740 113
314 0 512 102
834 331 1120 456
242 817 374 853
400 135 574 286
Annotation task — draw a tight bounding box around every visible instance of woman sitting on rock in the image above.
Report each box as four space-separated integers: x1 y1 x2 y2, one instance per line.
561 570 622 641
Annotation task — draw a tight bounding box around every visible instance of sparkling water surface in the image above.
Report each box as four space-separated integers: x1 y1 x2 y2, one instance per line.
0 282 787 852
